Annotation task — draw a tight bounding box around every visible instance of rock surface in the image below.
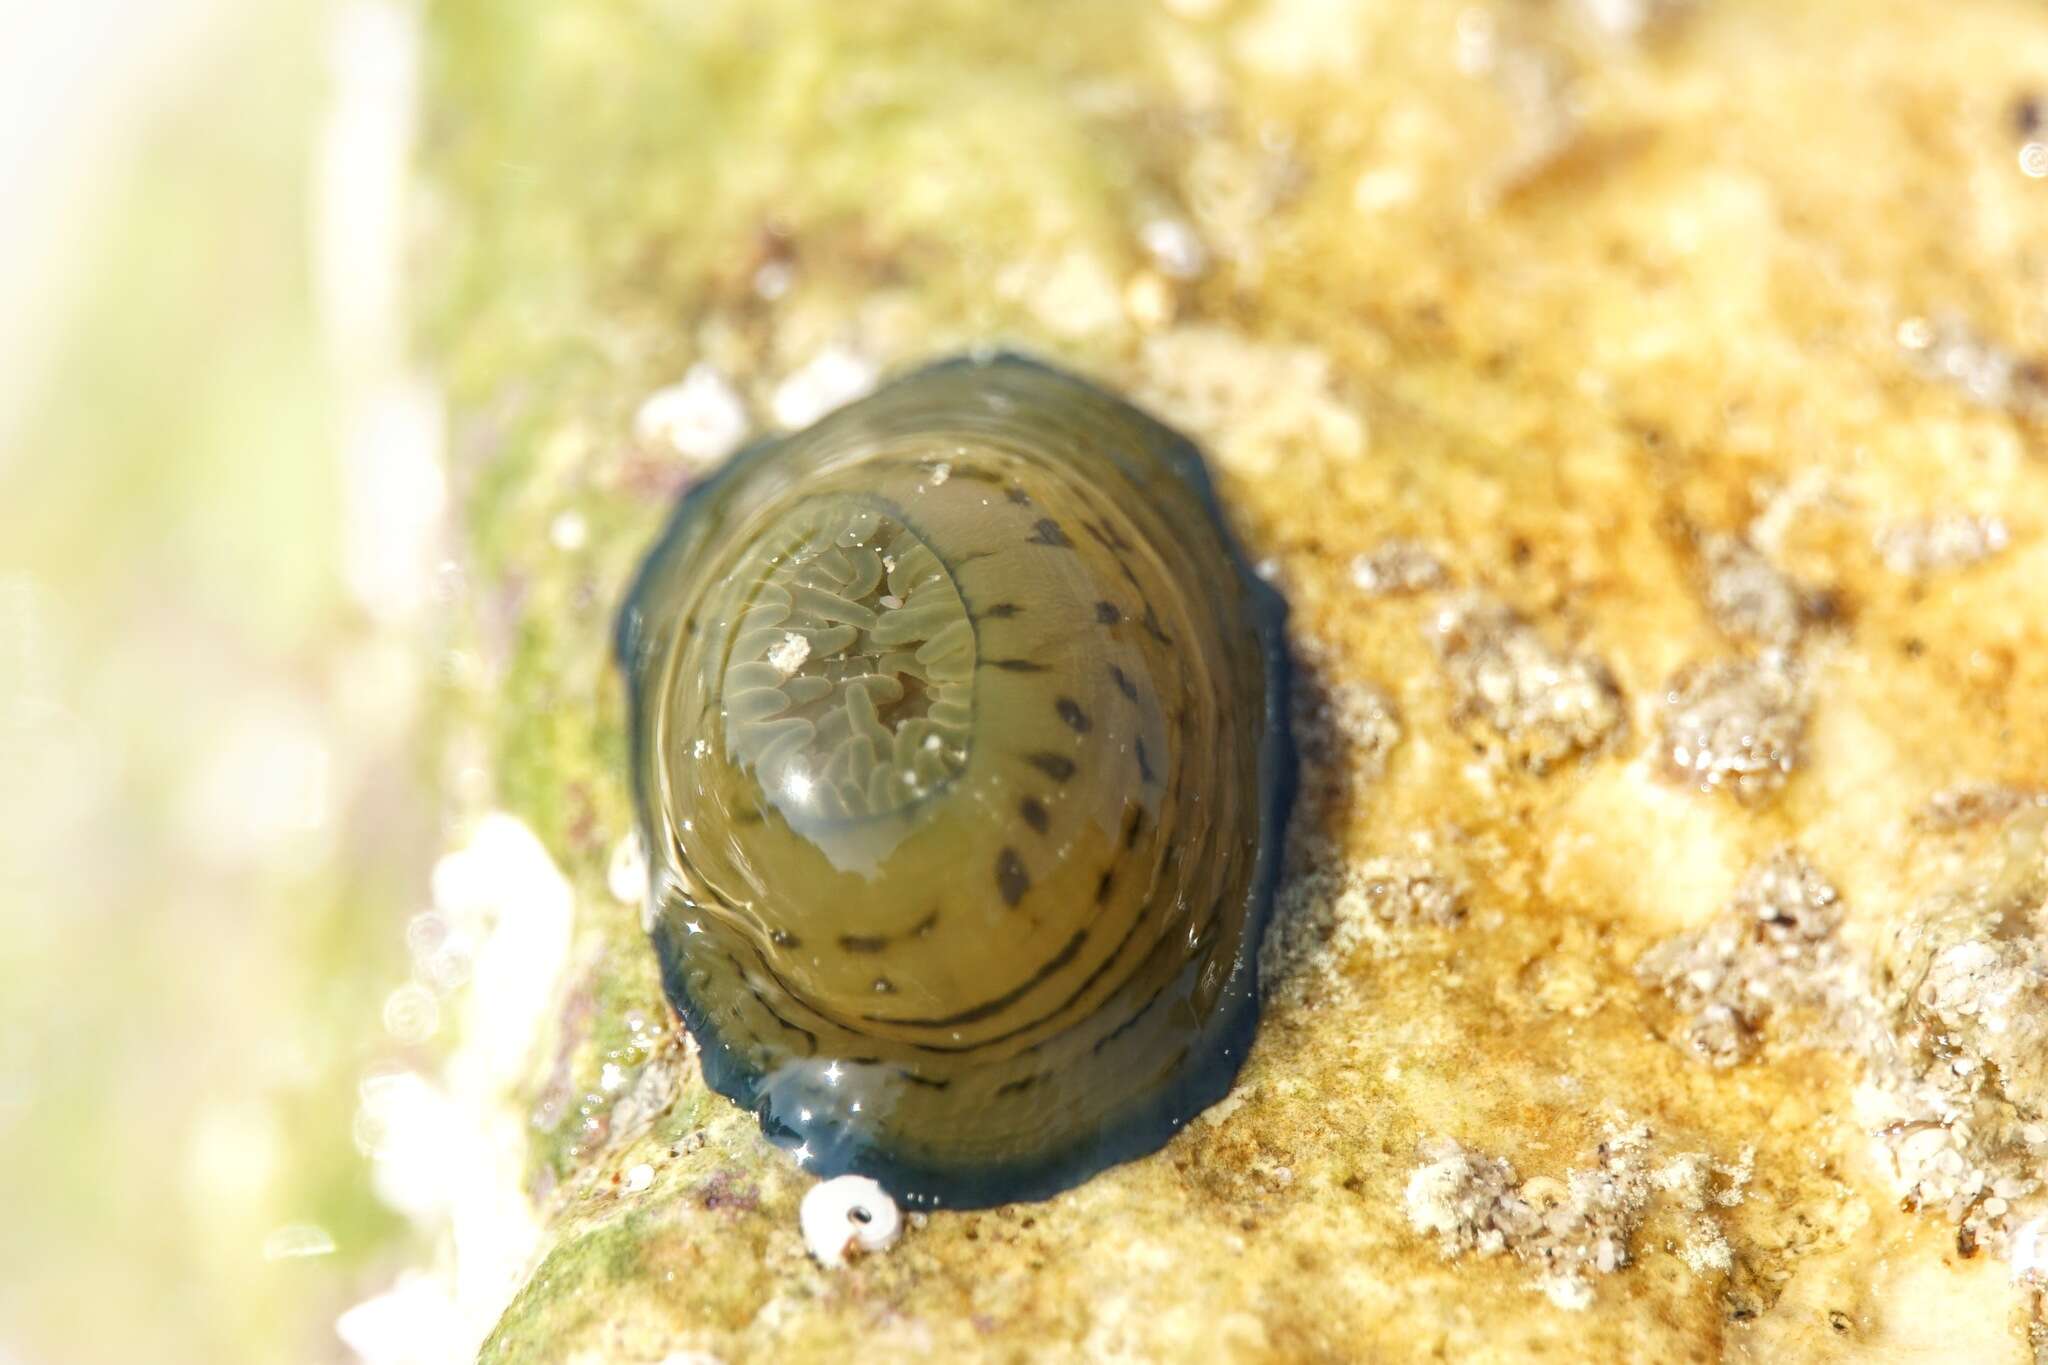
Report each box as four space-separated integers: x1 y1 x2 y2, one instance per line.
414 0 2048 1359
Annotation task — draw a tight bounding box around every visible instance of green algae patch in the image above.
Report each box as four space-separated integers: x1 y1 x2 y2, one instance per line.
480 1215 652 1363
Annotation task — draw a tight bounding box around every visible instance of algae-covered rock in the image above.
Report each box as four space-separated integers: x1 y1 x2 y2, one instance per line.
414 0 2048 1359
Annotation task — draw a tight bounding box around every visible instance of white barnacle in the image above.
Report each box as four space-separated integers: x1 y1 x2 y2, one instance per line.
800 1174 903 1268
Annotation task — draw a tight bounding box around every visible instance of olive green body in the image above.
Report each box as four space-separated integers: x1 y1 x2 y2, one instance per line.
616 354 1294 1207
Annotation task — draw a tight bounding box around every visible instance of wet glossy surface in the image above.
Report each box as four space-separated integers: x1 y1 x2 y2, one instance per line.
615 354 1294 1207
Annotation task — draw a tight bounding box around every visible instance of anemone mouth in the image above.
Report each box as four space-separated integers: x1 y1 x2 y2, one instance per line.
719 496 975 826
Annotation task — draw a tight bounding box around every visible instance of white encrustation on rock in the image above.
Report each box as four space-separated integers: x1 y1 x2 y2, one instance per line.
635 363 750 470
799 1175 903 1268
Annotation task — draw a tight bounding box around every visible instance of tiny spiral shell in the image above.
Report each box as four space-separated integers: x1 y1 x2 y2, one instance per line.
800 1175 903 1267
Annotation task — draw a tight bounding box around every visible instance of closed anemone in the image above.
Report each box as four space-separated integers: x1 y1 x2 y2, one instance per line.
615 353 1295 1208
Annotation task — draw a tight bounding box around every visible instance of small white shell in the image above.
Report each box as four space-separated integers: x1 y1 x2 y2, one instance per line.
799 1174 902 1267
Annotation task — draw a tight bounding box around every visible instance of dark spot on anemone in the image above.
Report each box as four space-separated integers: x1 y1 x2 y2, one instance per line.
1086 519 1134 554
1055 698 1091 733
996 848 1030 907
1026 518 1071 548
1020 797 1050 834
1026 751 1077 782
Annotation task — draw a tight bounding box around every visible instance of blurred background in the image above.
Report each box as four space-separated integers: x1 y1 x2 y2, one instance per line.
1 1 441 1360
